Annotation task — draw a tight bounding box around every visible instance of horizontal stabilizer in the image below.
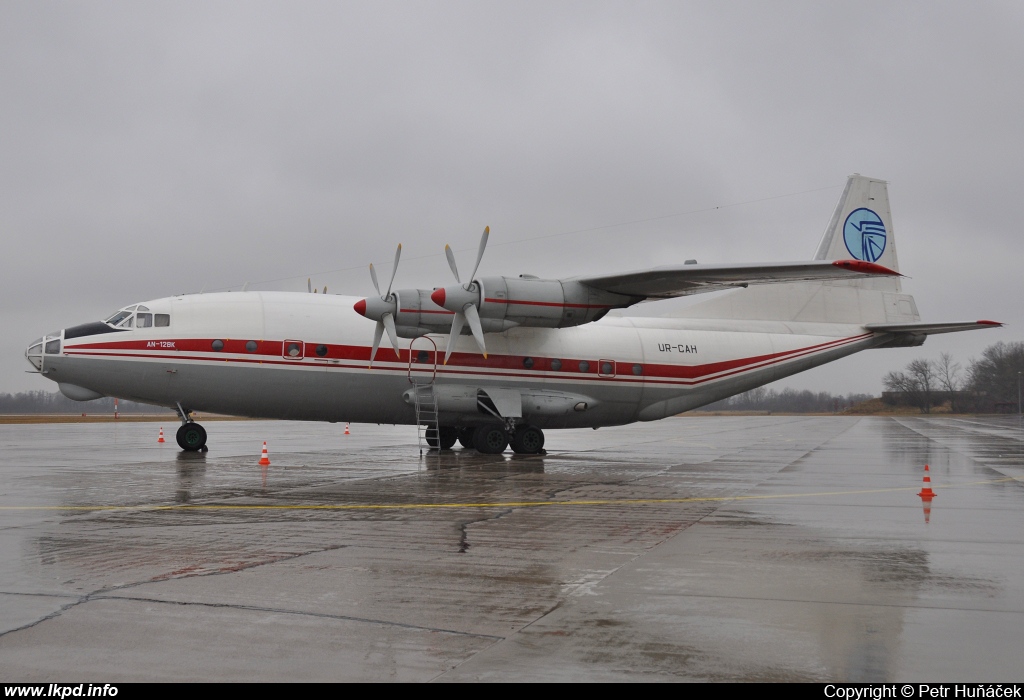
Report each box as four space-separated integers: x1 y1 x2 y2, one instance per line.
865 320 1003 336
577 259 899 299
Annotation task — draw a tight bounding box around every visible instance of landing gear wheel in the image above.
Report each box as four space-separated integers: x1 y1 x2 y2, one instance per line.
510 426 545 454
437 427 458 450
426 426 458 450
425 425 439 449
457 427 474 448
176 423 207 452
472 426 508 454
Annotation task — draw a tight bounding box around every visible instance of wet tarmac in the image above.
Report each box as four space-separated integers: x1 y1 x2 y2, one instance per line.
0 415 1022 681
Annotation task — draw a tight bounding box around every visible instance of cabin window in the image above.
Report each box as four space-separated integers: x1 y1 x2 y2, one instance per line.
136 313 153 328
315 344 328 357
245 341 258 353
155 314 170 327
416 350 429 364
578 361 590 373
550 359 562 371
211 340 225 351
632 364 643 376
522 357 534 369
599 361 615 377
284 341 302 358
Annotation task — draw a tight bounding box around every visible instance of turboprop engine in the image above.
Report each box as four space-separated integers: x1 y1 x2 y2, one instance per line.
353 228 639 364
430 275 635 329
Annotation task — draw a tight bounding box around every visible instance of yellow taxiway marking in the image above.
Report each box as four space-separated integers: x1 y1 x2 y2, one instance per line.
1 477 1019 512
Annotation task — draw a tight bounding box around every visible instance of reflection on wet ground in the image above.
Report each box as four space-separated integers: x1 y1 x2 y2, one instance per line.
0 416 1021 681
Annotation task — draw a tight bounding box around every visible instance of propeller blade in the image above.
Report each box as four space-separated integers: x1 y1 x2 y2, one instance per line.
308 278 312 294
382 313 401 358
468 226 489 284
444 244 460 283
369 263 381 296
443 311 467 364
463 304 487 358
385 244 402 298
369 320 385 368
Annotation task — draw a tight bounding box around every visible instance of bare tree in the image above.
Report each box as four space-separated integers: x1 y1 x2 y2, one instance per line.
884 358 938 413
935 352 962 412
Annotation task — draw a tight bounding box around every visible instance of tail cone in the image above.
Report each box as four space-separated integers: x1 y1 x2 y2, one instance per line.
918 464 936 498
259 441 270 466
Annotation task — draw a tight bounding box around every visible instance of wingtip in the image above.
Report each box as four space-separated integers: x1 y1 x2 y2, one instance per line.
978 320 1003 326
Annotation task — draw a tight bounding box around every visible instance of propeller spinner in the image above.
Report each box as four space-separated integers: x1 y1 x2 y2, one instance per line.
353 244 403 368
430 226 490 363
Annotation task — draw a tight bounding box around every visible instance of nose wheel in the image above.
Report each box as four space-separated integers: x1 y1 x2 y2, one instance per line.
176 423 208 452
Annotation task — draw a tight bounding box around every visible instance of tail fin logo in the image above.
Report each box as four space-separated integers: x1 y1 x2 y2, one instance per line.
843 208 887 262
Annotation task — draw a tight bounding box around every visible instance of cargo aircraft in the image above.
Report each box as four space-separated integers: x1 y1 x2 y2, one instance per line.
25 175 1000 453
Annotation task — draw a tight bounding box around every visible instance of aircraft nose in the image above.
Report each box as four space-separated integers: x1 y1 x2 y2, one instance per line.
25 337 44 371
25 331 62 372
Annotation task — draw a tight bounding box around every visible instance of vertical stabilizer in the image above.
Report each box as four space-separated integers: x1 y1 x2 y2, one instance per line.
814 174 900 284
671 174 919 324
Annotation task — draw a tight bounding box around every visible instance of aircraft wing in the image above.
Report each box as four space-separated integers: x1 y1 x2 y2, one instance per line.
575 260 899 299
865 321 1004 336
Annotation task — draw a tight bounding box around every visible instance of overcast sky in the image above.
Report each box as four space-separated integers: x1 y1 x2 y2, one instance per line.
3 1 1022 396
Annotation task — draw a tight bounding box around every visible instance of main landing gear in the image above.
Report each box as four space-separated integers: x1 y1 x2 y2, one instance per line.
175 402 208 452
440 424 545 455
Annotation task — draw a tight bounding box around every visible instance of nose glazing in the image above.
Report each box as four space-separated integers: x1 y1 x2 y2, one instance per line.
25 331 63 371
25 337 44 370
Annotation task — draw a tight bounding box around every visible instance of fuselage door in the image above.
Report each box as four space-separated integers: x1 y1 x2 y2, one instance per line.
408 336 437 384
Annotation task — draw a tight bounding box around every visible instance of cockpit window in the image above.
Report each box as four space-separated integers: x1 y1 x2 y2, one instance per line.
105 311 131 326
104 307 170 329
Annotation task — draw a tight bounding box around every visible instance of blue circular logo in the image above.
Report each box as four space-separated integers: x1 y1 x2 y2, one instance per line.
843 208 887 262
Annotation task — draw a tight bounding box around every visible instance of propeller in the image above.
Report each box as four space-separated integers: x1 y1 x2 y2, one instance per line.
432 227 490 363
353 244 403 367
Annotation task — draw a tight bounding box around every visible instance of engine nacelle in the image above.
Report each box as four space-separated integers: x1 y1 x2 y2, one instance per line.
431 276 637 330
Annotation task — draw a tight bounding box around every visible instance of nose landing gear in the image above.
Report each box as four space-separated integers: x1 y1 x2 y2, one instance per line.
176 423 208 452
174 402 208 452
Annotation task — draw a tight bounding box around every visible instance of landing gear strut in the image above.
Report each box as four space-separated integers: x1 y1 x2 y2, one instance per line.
174 401 208 452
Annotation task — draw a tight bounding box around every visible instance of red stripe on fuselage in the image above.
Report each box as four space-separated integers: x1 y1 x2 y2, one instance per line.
62 332 874 385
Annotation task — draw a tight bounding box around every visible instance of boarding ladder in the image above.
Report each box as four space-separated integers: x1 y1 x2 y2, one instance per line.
412 381 440 454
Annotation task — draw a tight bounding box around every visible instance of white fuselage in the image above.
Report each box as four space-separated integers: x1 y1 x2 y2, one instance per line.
34 291 883 428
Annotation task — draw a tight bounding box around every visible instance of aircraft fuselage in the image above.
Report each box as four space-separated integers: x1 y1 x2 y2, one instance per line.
32 291 881 428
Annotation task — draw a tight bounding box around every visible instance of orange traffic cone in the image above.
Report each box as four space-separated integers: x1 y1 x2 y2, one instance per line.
259 441 270 466
344 423 350 435
158 427 165 443
918 464 936 498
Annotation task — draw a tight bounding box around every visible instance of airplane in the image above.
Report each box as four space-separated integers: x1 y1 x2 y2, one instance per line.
25 174 1001 454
